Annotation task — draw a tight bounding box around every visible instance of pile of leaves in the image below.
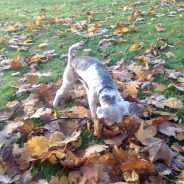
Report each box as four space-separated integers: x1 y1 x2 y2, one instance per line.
0 0 184 183
0 52 184 183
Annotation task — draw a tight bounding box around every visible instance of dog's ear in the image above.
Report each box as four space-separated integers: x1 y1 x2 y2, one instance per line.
118 101 130 115
96 107 107 119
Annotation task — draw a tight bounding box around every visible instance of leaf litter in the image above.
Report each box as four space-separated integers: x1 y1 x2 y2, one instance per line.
0 0 184 183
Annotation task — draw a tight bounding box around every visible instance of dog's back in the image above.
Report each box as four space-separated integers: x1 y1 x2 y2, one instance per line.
71 56 116 92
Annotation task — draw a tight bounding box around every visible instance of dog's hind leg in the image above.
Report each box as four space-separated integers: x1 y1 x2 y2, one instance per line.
53 65 77 108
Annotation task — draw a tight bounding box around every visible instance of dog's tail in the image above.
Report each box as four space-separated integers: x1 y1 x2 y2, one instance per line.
68 41 85 63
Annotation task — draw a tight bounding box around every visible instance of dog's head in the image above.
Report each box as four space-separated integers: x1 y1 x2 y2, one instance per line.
96 100 130 125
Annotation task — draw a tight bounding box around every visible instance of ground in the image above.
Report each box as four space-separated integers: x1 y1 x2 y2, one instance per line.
0 0 184 183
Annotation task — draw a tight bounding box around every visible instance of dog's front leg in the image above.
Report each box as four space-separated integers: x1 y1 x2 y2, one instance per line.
87 90 97 118
53 65 77 108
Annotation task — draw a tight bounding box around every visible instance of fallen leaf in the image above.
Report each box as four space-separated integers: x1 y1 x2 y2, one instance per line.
84 144 108 157
11 55 26 69
163 98 183 109
129 42 144 52
146 115 171 126
158 122 183 137
24 136 49 158
18 121 34 135
113 147 155 173
30 107 52 119
123 84 138 98
123 170 139 182
143 139 175 167
114 27 129 34
37 41 48 48
104 133 127 146
136 121 157 145
154 24 165 32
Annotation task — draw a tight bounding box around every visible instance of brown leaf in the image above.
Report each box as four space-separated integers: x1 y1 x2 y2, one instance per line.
123 84 138 98
113 147 155 173
104 133 127 146
18 121 34 135
154 24 165 32
25 73 39 84
146 115 171 126
11 55 25 69
121 115 141 137
101 125 120 138
143 139 175 167
152 111 178 121
64 106 91 117
158 122 183 137
136 121 157 145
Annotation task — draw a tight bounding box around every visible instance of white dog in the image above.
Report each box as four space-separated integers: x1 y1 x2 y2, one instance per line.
53 42 130 125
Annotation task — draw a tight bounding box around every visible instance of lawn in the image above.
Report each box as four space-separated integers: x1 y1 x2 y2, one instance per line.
0 0 184 183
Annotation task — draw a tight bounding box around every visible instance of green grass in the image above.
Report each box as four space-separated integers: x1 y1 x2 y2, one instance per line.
0 0 184 182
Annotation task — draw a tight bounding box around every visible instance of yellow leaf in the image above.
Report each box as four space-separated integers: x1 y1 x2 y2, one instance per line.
37 42 48 48
24 136 49 158
129 42 144 51
30 54 45 63
114 27 129 34
124 170 139 182
127 15 132 21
